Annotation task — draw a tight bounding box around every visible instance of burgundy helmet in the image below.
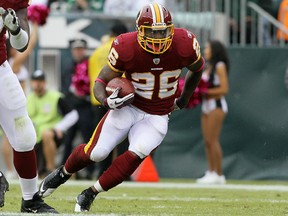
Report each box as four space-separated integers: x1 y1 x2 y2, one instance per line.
136 3 174 54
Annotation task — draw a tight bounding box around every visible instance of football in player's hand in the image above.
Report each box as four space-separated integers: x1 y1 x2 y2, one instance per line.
106 77 135 98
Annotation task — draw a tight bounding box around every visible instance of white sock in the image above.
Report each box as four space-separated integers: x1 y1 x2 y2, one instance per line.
63 166 72 176
19 176 38 200
94 181 104 193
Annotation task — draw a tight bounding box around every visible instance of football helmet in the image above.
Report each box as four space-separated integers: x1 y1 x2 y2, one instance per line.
136 3 174 55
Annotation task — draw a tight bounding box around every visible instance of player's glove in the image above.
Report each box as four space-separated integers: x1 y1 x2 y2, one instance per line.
1 8 20 35
103 87 134 110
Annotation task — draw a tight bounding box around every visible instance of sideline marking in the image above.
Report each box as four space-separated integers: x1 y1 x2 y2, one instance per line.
66 180 288 192
6 179 288 192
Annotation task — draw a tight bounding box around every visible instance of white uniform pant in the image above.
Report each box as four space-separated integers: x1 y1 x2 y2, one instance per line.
0 61 36 152
90 105 169 161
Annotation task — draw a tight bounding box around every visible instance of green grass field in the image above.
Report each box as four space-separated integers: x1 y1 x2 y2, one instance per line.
1 179 288 215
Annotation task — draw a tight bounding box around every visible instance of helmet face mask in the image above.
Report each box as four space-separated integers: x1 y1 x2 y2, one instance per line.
136 3 174 54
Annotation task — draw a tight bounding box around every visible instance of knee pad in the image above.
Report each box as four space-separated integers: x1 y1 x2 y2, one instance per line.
90 146 111 162
11 115 36 152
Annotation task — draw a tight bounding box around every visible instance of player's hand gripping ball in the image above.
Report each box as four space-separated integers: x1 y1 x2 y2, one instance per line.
105 77 135 109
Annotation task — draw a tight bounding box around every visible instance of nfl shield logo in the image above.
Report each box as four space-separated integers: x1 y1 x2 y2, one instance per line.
153 58 160 65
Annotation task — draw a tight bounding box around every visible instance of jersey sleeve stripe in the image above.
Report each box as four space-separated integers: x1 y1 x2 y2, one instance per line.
194 57 205 72
189 54 202 67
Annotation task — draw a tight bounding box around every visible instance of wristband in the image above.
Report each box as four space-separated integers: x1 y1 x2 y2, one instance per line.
96 78 107 86
10 26 20 35
9 28 28 50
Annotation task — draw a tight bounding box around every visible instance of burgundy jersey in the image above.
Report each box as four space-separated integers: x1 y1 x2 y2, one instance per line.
0 0 29 65
108 28 204 115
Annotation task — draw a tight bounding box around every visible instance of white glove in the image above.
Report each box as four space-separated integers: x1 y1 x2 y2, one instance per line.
104 87 134 109
1 8 20 35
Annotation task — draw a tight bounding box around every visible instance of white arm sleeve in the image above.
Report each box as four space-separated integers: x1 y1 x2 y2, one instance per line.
54 110 79 132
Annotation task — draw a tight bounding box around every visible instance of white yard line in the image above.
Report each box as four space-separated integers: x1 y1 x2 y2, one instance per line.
7 179 288 192
58 180 288 192
120 181 288 192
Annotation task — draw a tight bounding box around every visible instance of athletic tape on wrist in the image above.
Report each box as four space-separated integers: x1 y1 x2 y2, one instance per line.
10 28 28 50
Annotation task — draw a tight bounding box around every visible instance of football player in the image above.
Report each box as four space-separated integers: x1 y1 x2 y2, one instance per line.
39 3 205 212
0 2 57 213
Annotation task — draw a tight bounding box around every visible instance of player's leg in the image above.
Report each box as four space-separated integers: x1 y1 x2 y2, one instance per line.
1 104 58 213
92 105 109 178
74 110 169 212
0 63 58 213
39 107 131 198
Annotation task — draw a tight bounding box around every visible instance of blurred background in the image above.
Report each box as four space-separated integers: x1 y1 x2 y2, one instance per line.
2 0 288 181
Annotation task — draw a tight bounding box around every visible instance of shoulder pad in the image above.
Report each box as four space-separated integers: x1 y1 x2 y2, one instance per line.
173 28 197 58
111 32 136 62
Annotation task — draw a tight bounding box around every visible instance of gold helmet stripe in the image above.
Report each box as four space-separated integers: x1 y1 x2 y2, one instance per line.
157 4 165 23
149 3 164 24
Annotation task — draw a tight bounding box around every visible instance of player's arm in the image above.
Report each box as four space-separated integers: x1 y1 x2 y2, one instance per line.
175 58 204 109
175 34 205 109
93 64 122 103
205 62 229 99
1 7 30 52
94 64 134 109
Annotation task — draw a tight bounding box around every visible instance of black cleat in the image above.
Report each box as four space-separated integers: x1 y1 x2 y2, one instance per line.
38 165 71 198
74 187 97 212
21 192 58 213
0 171 9 207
